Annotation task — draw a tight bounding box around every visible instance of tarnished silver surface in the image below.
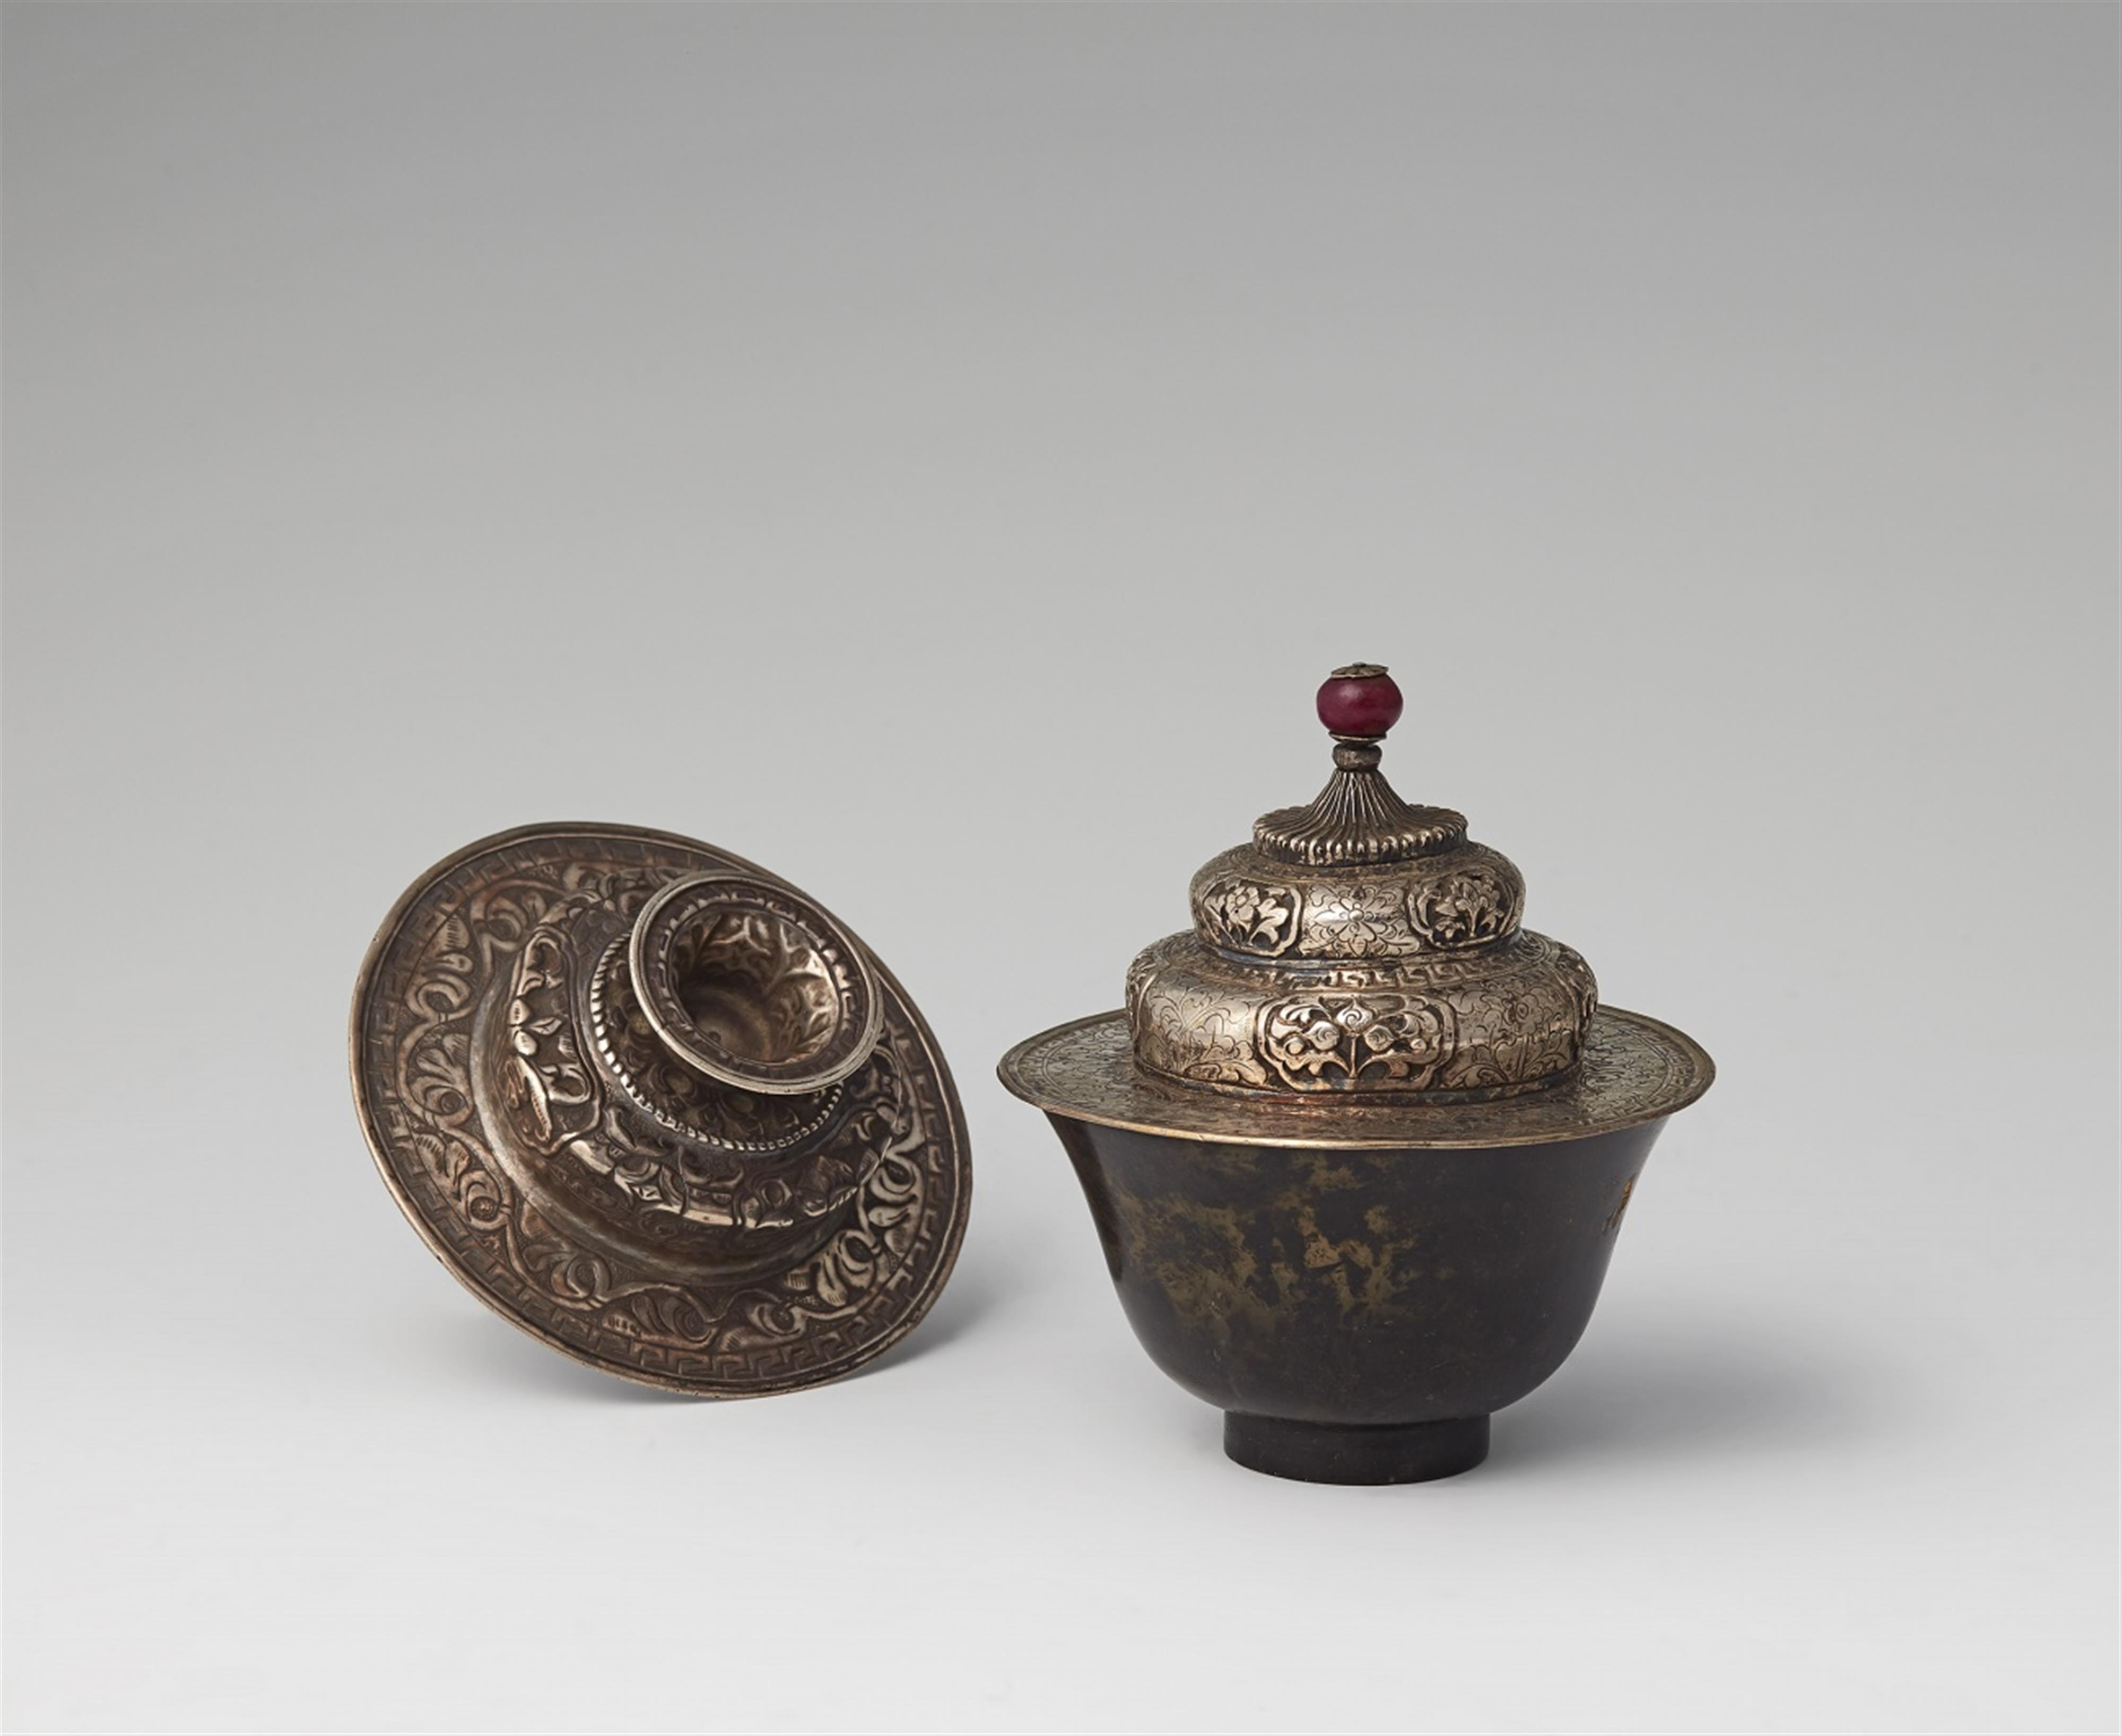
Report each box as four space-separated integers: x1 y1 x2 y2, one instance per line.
1252 738 1468 866
1190 838 1527 961
1127 929 1597 1102
629 870 883 1095
1124 666 1608 1102
351 823 969 1396
1001 1007 1713 1149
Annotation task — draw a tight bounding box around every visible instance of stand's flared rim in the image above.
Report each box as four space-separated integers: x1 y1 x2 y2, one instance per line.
997 1006 1712 1150
350 821 971 1397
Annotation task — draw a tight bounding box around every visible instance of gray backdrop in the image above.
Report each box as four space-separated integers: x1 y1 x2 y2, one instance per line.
5 5 2115 1732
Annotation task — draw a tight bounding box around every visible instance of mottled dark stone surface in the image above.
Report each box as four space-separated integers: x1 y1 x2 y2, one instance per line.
1224 1412 1491 1485
1049 1114 1665 1479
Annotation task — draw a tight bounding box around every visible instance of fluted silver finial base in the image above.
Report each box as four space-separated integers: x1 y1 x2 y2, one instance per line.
1254 739 1466 865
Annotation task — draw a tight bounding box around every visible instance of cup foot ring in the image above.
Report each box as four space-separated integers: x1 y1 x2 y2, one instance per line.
1222 1412 1491 1485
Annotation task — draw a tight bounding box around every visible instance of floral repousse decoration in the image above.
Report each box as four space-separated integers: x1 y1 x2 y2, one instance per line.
1407 866 1521 948
1555 943 1599 1029
1260 993 1456 1093
499 923 601 1148
1199 880 1302 957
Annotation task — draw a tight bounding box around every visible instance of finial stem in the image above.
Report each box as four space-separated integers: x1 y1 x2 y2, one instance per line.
1254 664 1463 864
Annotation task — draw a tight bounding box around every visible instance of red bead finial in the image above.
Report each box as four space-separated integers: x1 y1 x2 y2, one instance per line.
1316 663 1402 739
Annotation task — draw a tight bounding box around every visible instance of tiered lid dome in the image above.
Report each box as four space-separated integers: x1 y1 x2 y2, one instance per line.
998 663 1712 1150
1124 665 1596 1103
